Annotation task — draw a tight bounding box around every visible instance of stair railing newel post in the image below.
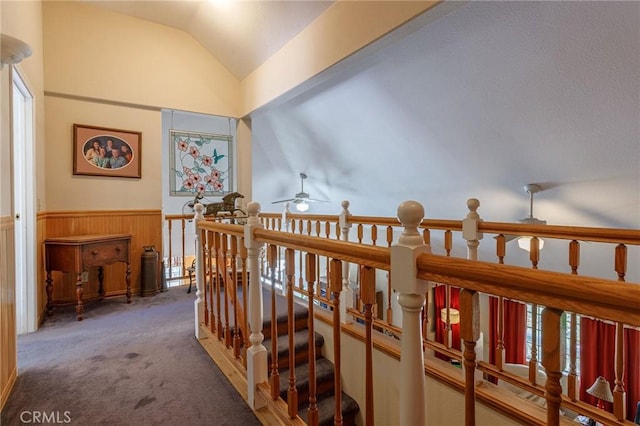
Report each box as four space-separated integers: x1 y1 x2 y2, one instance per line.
462 198 485 385
330 258 344 426
460 289 480 426
541 307 563 426
339 200 353 324
390 200 430 426
194 203 206 339
244 202 268 410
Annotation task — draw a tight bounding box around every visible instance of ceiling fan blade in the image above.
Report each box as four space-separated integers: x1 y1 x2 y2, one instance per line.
272 198 296 204
305 198 330 203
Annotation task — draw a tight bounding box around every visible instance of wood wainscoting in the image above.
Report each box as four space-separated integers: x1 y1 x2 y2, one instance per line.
0 216 17 410
39 210 163 320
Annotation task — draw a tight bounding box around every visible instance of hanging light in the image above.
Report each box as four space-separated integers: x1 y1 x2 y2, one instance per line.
295 200 309 212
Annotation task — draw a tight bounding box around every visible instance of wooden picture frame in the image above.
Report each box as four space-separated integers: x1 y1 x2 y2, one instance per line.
73 124 142 178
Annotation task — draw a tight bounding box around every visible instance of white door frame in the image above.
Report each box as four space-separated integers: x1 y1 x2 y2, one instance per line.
12 66 37 334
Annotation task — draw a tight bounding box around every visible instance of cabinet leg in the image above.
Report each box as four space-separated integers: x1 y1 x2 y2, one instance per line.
76 273 84 321
98 266 105 300
126 263 132 303
46 271 53 316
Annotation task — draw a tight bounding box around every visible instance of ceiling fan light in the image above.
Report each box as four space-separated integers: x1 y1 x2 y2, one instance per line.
296 201 309 212
518 236 544 251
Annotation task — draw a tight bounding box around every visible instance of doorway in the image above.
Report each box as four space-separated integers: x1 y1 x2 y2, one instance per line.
12 67 37 334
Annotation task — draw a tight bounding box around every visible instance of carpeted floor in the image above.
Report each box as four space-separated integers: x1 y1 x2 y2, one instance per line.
1 287 260 426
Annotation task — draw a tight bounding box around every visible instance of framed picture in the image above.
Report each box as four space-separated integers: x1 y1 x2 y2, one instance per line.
169 129 233 196
73 124 142 178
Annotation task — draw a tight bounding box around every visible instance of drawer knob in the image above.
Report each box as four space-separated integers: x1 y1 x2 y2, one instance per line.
92 250 98 255
115 247 121 252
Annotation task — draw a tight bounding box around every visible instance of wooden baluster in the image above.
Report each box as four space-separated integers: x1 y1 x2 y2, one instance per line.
568 240 580 401
202 232 209 328
221 234 231 348
285 248 298 418
529 303 539 384
542 307 563 426
277 216 281 231
335 222 341 239
213 232 223 339
240 239 249 367
386 226 394 323
231 236 241 359
444 284 452 349
529 237 540 384
460 289 480 426
371 224 377 246
193 204 206 338
422 228 430 245
529 236 540 270
357 224 364 243
181 219 186 277
496 297 505 371
361 265 376 426
496 234 505 264
325 222 331 300
268 244 279 400
306 254 319 426
444 230 452 256
614 244 627 420
168 220 173 280
307 219 312 236
331 259 343 426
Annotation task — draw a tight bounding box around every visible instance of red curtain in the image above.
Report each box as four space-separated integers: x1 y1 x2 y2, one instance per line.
488 297 527 365
434 285 460 361
580 318 640 421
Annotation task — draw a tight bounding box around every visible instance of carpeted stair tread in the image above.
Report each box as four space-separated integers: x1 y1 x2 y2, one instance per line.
277 357 335 399
264 329 324 361
300 391 360 426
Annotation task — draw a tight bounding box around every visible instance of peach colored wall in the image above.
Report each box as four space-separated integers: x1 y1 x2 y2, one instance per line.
240 1 440 116
45 97 162 211
43 1 240 118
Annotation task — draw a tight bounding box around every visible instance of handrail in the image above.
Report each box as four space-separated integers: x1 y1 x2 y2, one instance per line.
415 252 640 326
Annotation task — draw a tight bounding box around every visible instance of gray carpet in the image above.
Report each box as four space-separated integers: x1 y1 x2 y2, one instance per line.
1 287 260 426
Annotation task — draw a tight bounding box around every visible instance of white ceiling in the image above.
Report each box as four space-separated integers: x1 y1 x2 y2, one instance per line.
85 0 333 79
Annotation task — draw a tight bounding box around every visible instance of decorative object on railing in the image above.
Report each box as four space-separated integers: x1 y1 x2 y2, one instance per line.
587 376 614 409
184 191 246 218
272 172 329 212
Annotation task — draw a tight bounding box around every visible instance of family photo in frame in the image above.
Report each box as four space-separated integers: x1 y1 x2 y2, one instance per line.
73 124 142 178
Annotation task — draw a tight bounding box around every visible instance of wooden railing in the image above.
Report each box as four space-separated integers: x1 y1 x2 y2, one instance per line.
188 200 639 425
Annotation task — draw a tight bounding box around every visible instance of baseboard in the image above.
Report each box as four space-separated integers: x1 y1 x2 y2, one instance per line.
0 367 17 411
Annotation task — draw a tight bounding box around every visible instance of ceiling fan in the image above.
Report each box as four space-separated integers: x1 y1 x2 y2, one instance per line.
272 172 329 212
503 184 547 250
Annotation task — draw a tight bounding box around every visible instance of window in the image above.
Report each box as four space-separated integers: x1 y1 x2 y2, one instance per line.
526 304 581 374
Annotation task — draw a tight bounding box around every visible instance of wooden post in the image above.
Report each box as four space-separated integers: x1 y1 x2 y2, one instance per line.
221 233 231 348
240 240 249 368
285 248 298 418
306 253 319 426
268 244 280 400
460 289 480 426
231 236 241 359
542 307 563 426
390 200 430 426
568 240 579 401
613 244 627 420
244 202 267 410
361 265 376 426
193 204 206 339
330 259 343 426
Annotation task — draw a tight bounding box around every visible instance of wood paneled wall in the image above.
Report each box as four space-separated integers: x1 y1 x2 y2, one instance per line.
1 216 17 410
40 210 163 313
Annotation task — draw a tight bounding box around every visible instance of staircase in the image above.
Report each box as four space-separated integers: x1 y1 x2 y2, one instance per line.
262 290 360 425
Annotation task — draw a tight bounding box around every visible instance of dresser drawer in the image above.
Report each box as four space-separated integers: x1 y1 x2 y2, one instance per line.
82 240 129 267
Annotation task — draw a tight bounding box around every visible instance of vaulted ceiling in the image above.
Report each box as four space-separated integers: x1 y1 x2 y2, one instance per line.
85 0 333 79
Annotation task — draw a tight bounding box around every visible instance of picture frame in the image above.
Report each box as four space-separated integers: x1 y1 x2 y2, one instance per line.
73 124 142 178
169 129 233 196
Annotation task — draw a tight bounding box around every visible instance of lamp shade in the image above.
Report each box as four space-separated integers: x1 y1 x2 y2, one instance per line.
586 376 614 403
440 307 460 325
295 201 309 212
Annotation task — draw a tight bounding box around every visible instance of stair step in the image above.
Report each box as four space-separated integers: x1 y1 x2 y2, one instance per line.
265 329 324 370
277 357 336 405
300 391 359 426
262 290 310 340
